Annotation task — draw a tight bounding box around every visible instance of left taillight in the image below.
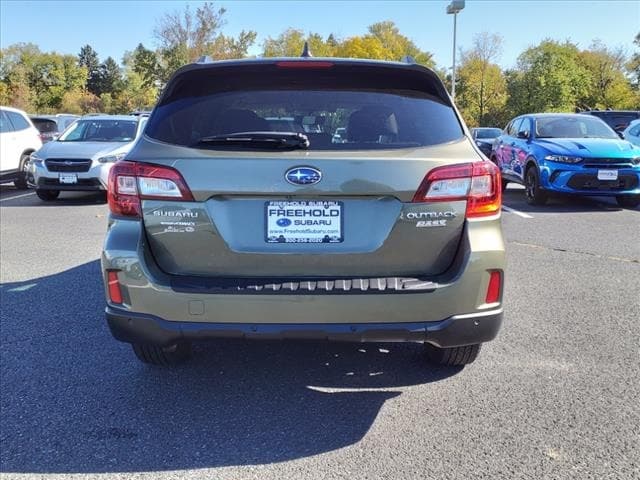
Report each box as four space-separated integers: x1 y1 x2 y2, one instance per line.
108 161 194 218
412 161 502 218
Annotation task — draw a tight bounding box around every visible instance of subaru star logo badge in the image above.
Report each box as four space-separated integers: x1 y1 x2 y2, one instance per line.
285 167 322 185
276 218 292 227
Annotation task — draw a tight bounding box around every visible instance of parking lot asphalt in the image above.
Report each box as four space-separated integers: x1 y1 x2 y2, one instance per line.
1 186 639 480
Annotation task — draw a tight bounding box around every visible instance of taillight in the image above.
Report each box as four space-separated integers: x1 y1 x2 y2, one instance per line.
485 270 502 304
412 161 501 218
108 161 194 217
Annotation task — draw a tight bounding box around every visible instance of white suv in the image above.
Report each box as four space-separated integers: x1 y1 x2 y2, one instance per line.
0 106 42 189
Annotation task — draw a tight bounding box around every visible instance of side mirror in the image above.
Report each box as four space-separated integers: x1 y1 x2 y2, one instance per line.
517 130 529 140
617 131 625 140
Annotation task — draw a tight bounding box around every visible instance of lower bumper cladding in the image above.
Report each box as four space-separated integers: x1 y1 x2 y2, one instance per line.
106 307 503 348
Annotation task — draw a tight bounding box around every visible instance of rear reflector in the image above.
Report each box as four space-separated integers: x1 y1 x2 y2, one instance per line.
412 161 502 218
108 161 194 217
107 271 123 304
485 270 502 304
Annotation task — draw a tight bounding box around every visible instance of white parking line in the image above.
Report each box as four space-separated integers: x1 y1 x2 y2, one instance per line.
502 205 533 219
0 192 35 203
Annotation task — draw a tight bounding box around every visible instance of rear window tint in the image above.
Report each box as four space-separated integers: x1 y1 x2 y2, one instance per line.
32 118 58 133
146 65 463 150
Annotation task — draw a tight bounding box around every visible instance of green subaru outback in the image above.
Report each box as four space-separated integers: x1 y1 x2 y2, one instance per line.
102 57 505 366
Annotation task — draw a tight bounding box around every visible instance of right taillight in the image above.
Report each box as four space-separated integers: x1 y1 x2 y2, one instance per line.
412 161 501 218
108 161 194 217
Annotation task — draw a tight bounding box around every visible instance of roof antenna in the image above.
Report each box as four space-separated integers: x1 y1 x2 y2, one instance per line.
301 41 312 58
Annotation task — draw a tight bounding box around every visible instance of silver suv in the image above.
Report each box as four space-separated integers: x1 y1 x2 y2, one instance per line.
29 114 147 201
102 58 505 367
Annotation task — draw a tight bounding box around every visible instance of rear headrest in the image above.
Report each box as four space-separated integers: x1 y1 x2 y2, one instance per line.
347 106 398 142
99 126 121 138
211 109 270 134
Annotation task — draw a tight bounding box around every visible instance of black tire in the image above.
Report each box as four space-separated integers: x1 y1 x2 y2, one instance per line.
425 343 481 366
36 189 60 201
615 195 640 208
132 342 191 366
524 166 547 205
13 154 30 190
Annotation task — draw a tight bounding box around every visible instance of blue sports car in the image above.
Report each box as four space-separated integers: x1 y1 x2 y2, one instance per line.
490 113 640 207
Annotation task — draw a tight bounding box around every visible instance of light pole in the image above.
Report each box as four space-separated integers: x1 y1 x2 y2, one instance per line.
446 0 465 101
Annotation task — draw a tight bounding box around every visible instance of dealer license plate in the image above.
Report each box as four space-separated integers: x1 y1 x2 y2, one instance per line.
597 169 618 181
59 173 78 184
265 200 343 243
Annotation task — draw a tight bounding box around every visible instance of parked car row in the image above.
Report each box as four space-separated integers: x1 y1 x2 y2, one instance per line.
0 106 149 199
0 106 42 189
30 114 79 143
28 114 148 201
472 111 640 208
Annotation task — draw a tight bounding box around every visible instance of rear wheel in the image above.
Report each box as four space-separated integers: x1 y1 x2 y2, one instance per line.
36 189 60 201
524 166 547 205
616 195 640 208
132 342 191 366
425 343 481 366
13 154 30 189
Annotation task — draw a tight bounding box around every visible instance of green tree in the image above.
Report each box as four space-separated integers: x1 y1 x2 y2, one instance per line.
367 21 434 67
154 2 256 82
456 33 507 127
263 29 337 57
78 44 101 95
263 29 307 57
96 56 122 96
263 22 434 66
578 40 636 109
335 36 388 60
131 43 159 88
506 40 591 116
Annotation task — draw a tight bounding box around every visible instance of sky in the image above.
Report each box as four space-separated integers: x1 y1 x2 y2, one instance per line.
0 0 638 70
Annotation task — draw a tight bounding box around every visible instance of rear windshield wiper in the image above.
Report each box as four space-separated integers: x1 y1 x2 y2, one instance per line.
194 131 310 150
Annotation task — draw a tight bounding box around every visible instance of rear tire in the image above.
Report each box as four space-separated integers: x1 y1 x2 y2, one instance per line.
36 189 60 201
524 166 547 205
132 342 191 366
425 343 481 366
13 154 30 189
615 195 640 208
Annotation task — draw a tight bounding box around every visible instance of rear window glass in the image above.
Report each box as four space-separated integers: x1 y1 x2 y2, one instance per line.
146 66 463 150
5 110 31 131
32 118 58 133
474 128 502 139
589 112 639 131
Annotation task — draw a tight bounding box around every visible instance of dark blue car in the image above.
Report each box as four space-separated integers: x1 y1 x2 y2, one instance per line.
491 113 640 207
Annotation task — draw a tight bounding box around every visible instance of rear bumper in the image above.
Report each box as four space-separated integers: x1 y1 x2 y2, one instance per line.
106 306 503 347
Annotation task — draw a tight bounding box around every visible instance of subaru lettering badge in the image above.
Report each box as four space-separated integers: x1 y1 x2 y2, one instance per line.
277 218 292 227
285 167 322 186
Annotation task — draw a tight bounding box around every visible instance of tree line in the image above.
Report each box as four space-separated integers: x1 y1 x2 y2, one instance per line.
1 2 638 127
